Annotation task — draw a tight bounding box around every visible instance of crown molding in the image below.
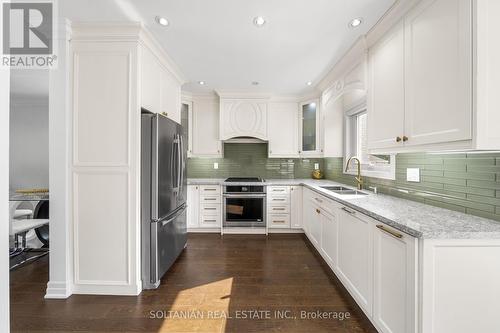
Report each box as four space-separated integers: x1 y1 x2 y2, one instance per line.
70 22 186 85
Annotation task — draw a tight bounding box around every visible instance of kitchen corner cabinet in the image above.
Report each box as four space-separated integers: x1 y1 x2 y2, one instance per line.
267 102 299 158
191 98 222 157
141 47 182 124
368 0 500 153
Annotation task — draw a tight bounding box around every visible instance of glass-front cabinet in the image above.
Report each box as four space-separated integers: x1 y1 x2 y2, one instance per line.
300 99 321 156
180 101 193 157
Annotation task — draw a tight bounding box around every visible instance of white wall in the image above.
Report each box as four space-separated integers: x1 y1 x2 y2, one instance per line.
9 97 49 190
1 68 11 333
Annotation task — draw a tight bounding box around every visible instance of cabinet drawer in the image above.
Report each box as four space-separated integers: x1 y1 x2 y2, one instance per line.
199 214 221 228
268 186 290 195
200 203 220 216
268 205 290 214
267 196 290 205
268 214 290 228
199 185 221 195
200 195 221 204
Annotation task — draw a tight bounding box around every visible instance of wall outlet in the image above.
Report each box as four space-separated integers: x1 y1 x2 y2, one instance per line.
314 163 320 170
407 168 420 182
213 162 219 170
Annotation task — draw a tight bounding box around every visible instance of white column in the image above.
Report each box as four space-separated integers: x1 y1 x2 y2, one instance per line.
45 19 73 299
0 66 10 333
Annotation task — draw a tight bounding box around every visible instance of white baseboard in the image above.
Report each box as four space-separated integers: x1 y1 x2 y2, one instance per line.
268 229 305 234
45 280 71 299
187 228 221 233
72 283 142 296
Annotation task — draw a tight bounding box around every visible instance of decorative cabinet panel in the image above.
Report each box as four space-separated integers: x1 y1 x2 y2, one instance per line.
320 208 338 268
367 20 405 151
160 69 181 124
220 99 268 140
267 102 299 158
191 98 222 157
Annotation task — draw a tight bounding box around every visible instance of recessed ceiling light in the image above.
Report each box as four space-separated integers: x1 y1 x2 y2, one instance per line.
252 81 259 86
198 81 206 85
155 16 169 27
348 18 363 28
306 81 313 86
253 16 266 27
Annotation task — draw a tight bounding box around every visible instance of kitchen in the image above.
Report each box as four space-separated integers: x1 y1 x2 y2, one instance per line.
3 0 500 332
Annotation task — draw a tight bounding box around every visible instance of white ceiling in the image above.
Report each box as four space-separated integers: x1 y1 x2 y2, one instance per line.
57 0 397 95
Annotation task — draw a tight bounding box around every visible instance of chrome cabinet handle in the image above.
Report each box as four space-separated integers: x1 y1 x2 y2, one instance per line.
341 207 356 215
376 225 403 239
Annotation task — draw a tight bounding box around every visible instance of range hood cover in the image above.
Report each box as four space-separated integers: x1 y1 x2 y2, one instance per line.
223 136 267 144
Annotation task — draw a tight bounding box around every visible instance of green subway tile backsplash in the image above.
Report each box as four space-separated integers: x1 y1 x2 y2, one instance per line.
324 153 500 222
187 143 323 179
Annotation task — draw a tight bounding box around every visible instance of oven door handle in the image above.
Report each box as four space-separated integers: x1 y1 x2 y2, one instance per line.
223 194 267 198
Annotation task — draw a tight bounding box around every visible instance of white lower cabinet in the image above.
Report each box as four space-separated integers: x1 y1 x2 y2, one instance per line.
373 223 417 333
308 200 321 247
336 206 373 316
187 185 200 228
290 186 303 229
186 185 221 231
319 209 337 268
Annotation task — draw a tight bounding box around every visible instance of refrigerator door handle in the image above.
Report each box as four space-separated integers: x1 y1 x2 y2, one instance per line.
177 134 182 195
151 115 159 221
160 205 186 227
179 134 184 196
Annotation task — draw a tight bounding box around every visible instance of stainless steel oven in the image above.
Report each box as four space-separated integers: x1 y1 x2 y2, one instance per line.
223 179 266 228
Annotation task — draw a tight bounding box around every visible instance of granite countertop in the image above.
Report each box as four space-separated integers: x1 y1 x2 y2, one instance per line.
187 178 500 239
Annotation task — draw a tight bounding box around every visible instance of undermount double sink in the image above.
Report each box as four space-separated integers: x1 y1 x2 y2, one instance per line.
320 186 368 197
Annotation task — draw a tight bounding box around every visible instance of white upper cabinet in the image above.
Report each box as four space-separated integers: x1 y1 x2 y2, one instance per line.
160 69 181 124
141 47 161 114
368 20 405 150
141 46 182 124
299 99 322 157
192 97 222 157
366 0 500 153
268 102 299 158
404 0 472 147
219 99 268 140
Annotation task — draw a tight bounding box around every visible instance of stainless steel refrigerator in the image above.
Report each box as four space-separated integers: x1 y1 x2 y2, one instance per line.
141 111 187 290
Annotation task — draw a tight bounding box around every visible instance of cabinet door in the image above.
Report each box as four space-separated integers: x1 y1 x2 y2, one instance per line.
320 210 338 268
302 189 313 235
187 185 199 228
268 102 299 157
160 69 181 124
192 99 222 157
373 223 417 333
141 47 161 113
404 0 472 146
300 100 322 156
309 200 321 247
290 186 303 229
367 21 405 150
337 207 373 315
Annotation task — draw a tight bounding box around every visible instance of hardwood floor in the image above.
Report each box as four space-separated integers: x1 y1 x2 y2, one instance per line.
10 234 378 333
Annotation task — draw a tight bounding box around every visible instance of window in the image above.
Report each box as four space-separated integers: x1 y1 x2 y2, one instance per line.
345 109 395 180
